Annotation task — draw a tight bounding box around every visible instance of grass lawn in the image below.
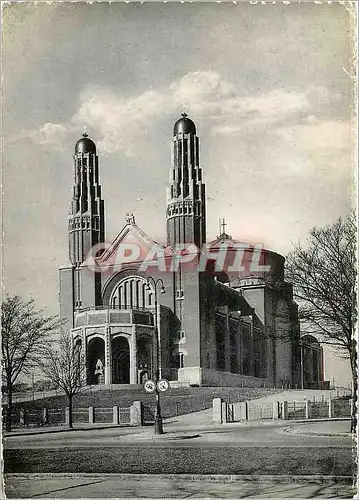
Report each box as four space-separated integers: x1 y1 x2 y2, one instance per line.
4 446 354 477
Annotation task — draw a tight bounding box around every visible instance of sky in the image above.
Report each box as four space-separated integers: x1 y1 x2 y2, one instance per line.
2 2 356 385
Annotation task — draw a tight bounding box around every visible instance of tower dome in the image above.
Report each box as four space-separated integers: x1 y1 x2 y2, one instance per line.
75 133 96 154
173 113 196 136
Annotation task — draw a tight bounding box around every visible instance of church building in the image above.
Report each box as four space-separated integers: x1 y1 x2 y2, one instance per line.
59 114 305 388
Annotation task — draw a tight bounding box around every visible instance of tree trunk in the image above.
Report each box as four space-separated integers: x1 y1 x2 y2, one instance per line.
6 384 13 432
350 350 357 433
68 394 73 429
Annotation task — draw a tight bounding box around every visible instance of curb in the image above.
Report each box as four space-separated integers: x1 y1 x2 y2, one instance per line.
120 432 200 441
3 424 137 438
282 428 353 438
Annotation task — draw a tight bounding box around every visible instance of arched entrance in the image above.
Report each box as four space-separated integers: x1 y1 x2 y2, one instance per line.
87 337 105 385
112 336 130 384
302 335 323 388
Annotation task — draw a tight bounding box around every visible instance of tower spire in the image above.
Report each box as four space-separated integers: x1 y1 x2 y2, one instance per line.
69 134 105 267
166 114 206 248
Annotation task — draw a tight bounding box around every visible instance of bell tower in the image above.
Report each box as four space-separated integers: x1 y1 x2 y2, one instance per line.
69 133 105 265
166 113 206 249
68 133 105 311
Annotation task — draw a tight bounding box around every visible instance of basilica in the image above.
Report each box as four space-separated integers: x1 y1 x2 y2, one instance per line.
59 114 323 388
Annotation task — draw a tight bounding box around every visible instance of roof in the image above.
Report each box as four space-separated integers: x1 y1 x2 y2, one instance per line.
75 134 96 154
173 113 196 136
99 214 165 265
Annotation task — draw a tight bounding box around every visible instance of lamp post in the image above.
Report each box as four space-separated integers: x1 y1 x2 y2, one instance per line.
146 276 166 435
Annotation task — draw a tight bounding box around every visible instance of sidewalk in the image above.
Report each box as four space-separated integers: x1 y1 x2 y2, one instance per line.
5 473 355 499
3 423 145 438
282 419 353 437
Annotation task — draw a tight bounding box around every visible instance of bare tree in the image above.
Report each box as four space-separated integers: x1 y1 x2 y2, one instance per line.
1 295 61 431
285 213 357 429
39 330 85 428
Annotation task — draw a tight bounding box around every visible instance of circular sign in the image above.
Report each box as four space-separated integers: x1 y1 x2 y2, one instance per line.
144 380 156 393
157 379 170 392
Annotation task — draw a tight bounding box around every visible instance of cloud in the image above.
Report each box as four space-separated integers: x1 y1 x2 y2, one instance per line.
25 71 346 157
7 122 69 150
170 71 235 116
30 122 68 149
71 85 168 155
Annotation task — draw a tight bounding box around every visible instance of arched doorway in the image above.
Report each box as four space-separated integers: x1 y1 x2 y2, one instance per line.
302 335 322 388
87 337 105 385
112 336 130 384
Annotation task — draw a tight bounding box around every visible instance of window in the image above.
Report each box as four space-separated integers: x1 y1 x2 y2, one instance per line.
173 353 184 368
176 290 184 300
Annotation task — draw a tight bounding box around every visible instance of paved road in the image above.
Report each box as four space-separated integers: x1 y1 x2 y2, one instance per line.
3 419 354 449
4 421 354 475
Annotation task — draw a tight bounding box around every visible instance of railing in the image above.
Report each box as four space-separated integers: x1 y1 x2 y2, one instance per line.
248 402 274 420
74 307 154 328
214 396 353 424
78 305 155 313
3 404 135 428
287 401 306 420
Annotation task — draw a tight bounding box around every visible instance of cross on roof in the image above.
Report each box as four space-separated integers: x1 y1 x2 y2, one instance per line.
125 212 136 225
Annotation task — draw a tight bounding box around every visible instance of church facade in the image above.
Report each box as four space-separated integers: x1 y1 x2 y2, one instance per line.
59 114 306 388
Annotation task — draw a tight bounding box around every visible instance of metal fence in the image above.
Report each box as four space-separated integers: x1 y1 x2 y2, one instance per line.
332 398 352 418
220 397 353 424
248 402 274 420
287 401 306 420
143 405 155 424
48 408 66 426
310 401 329 419
73 408 88 424
94 407 113 424
3 405 133 428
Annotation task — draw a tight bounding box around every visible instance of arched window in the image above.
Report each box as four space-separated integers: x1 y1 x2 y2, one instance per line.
110 276 154 310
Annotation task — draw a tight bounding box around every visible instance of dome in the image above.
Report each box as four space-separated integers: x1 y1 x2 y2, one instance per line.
75 133 96 154
173 113 196 136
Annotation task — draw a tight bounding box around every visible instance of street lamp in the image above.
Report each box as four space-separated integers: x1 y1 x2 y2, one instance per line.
146 276 166 435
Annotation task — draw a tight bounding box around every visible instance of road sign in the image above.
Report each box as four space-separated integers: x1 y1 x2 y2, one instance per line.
143 379 156 393
157 379 170 392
